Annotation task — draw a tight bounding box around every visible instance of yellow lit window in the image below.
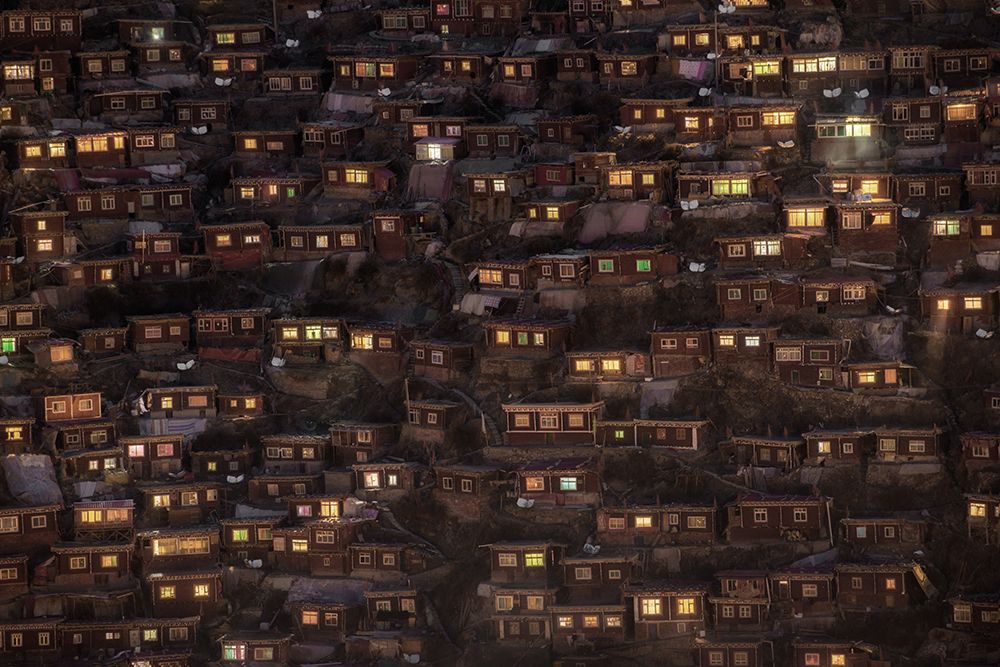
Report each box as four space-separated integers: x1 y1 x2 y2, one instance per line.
965 297 983 310
937 299 950 310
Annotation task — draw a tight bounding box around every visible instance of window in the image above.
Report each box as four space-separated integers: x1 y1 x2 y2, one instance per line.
965 297 983 310
727 244 746 258
523 552 545 567
753 508 768 522
194 583 210 598
641 598 662 616
805 653 820 666
159 585 176 599
676 597 696 615
559 477 579 491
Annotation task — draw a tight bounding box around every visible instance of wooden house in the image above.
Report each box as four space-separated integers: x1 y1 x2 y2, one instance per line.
0 10 82 51
893 172 962 211
933 48 995 88
52 259 131 289
139 386 217 419
50 419 114 451
139 484 222 526
833 202 900 256
287 495 347 522
620 98 685 128
486 541 565 585
567 351 651 382
650 327 712 377
131 41 193 74
329 55 419 91
725 494 832 544
291 597 363 643
271 318 343 364
523 200 581 226
835 561 922 610
233 130 296 157
727 105 799 147
0 504 60 554
220 634 291 666
665 23 784 56
800 274 879 316
712 326 780 366
127 314 190 354
0 418 32 455
721 435 805 470
514 458 601 507
353 462 425 498
587 246 677 285
594 53 657 88
602 161 674 201
193 308 269 353
263 68 323 95
378 7 431 33
248 474 323 505
53 618 197 659
783 198 829 234
202 221 272 270
372 209 432 261
771 338 847 388
530 253 589 288
301 121 364 159
128 127 181 165
466 170 531 221
331 423 396 464
840 516 928 550
16 136 71 169
696 639 770 667
715 234 810 270
538 116 598 146
51 545 127 589
78 50 131 80
232 177 311 207
136 525 220 573
926 213 1000 267
803 429 872 466
965 163 1000 209
790 640 889 667
42 391 101 423
73 500 134 541
0 555 28 600
872 426 942 462
190 448 253 477
206 23 272 49
85 90 167 121
962 432 1000 471
597 504 716 546
0 618 61 659
122 435 184 479
434 464 501 505
147 569 224 619
572 151 617 185
812 115 884 164
306 517 367 577
718 55 784 97
262 435 330 474
950 594 1000 636
323 161 395 199
714 275 800 321
409 339 474 381
173 99 229 131
919 283 998 333
470 260 532 292
550 603 627 652
220 517 281 564
364 584 420 630
967 494 1000 544
819 171 893 201
769 568 837 618
889 45 938 91
484 319 572 358
502 402 602 447
625 581 710 639
61 447 122 481
492 585 557 642
498 55 557 85
466 125 522 158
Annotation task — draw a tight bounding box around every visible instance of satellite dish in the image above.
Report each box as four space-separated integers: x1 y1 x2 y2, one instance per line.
613 125 632 135
582 543 601 554
718 2 736 13
680 199 699 211
855 88 870 99
226 474 245 484
271 356 286 367
378 87 391 97
306 9 322 18
977 329 995 339
823 88 841 98
285 39 300 48
928 85 940 95
902 208 920 218
191 126 208 135
516 497 535 508
698 87 712 97
689 262 707 272
707 52 718 60
777 140 795 148
831 87 842 97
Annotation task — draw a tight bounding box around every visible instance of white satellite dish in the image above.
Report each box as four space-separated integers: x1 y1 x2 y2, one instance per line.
306 9 322 18
698 87 712 97
215 77 233 86
613 125 632 135
227 474 245 484
191 126 208 135
285 39 299 48
688 262 706 272
717 3 736 13
706 52 719 60
377 87 391 97
271 356 286 367
977 329 995 339
901 208 920 218
823 88 841 98
855 88 870 99
516 497 535 508
680 199 700 211
777 140 795 148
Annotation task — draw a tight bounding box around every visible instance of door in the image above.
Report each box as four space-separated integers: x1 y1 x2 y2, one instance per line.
777 580 790 600
127 201 135 214
790 370 800 384
129 629 140 647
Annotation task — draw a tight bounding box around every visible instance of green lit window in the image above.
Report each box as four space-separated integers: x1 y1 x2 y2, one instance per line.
287 187 297 198
517 332 529 345
598 259 614 273
614 429 625 440
636 259 651 272
1 338 14 353
231 528 249 542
